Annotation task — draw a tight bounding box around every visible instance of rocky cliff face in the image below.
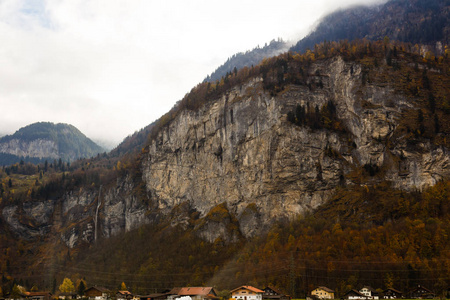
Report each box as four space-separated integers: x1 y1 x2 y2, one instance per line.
0 122 104 164
0 139 59 159
2 56 449 247
141 56 449 240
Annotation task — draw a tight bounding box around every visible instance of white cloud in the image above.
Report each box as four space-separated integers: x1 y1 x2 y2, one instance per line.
0 0 385 146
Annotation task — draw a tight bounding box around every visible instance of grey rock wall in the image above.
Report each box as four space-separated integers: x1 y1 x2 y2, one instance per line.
2 56 449 246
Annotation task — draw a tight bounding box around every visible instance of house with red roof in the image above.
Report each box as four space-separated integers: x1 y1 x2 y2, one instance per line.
116 291 133 300
231 286 265 300
24 292 53 300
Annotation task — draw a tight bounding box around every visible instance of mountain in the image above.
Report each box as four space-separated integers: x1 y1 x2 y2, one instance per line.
291 0 450 54
109 122 155 158
0 122 105 165
1 0 450 294
1 40 449 294
205 38 289 83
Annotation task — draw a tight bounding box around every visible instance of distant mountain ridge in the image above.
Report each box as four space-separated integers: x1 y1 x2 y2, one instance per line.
204 38 289 83
0 122 104 165
291 0 449 53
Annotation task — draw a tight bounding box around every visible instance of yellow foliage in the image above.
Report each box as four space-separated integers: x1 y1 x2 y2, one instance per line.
59 278 75 293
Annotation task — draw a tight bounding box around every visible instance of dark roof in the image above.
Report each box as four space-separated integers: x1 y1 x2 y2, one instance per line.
167 288 182 296
86 287 111 293
383 288 402 294
264 287 288 296
344 290 366 298
140 293 168 299
411 286 433 294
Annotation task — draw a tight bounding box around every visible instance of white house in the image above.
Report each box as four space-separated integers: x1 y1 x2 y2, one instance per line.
359 287 379 300
231 286 264 300
166 287 217 300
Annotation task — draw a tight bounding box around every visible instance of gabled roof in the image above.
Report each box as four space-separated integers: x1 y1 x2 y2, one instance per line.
174 287 215 296
167 288 182 296
410 285 433 293
117 291 133 295
360 287 377 293
383 288 402 294
26 292 53 296
263 287 287 296
344 290 366 298
86 287 111 293
231 286 264 294
139 293 168 299
140 293 166 297
314 287 335 293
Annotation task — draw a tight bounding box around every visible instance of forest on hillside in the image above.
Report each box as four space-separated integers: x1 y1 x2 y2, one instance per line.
0 39 450 297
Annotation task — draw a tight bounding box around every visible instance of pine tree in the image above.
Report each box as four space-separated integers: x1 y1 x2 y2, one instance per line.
77 280 86 296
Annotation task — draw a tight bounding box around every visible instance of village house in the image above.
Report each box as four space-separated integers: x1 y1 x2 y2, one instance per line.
57 292 77 300
138 293 169 300
85 287 112 300
116 291 133 300
383 288 402 299
262 287 290 300
311 287 335 299
230 286 264 300
408 285 435 299
167 287 217 300
24 292 53 300
343 290 367 300
359 287 379 299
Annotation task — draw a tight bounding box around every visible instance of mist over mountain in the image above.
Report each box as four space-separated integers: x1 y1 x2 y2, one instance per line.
291 0 449 53
0 122 104 165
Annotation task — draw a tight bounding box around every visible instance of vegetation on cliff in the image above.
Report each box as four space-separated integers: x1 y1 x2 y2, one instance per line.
205 38 289 83
0 39 449 297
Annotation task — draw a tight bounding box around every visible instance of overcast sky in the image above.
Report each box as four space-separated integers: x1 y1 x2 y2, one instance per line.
0 0 386 148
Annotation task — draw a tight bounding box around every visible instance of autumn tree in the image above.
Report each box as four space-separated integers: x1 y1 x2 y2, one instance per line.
59 278 75 294
120 282 127 291
11 285 25 299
